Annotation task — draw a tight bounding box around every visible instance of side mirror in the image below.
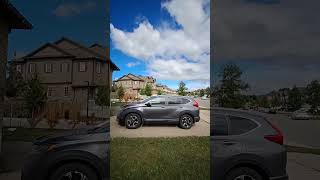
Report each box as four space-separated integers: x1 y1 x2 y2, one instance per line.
145 102 152 107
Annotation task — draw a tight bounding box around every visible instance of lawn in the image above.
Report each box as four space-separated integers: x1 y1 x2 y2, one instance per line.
2 128 66 142
110 137 210 180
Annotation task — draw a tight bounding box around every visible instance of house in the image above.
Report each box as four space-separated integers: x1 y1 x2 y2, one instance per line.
11 37 119 108
0 0 32 152
114 73 176 98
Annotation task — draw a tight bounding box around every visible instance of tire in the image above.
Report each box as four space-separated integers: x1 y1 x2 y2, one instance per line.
225 167 263 180
125 113 142 129
179 114 193 129
49 162 98 180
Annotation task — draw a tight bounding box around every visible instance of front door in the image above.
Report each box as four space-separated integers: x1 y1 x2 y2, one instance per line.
143 96 168 122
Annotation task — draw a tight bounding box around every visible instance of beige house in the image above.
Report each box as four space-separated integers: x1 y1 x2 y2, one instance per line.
0 1 32 151
114 73 176 98
12 37 119 106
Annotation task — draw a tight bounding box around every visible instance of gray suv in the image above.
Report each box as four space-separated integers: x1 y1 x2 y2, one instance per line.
117 95 200 129
211 108 288 180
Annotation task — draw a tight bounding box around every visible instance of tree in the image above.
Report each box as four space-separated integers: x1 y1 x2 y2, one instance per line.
145 83 152 96
288 86 303 111
6 64 25 97
22 74 47 128
139 88 145 95
205 87 211 97
157 90 163 95
95 86 109 109
306 80 320 112
200 89 205 97
216 63 249 108
271 94 281 108
177 81 188 96
117 85 125 101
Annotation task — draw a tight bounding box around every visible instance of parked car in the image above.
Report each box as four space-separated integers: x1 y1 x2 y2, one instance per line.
117 95 200 129
291 108 311 120
211 108 288 180
22 122 109 180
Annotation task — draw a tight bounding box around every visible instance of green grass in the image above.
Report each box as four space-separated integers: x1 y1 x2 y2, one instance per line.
3 128 66 142
111 137 210 180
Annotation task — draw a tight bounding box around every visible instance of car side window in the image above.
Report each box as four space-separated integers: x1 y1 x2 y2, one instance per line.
211 114 228 136
228 116 258 135
167 97 180 105
149 97 166 105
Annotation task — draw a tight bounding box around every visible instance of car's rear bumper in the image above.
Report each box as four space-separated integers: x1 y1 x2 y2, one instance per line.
194 116 200 122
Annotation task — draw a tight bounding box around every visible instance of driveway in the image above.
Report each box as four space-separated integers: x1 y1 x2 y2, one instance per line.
287 152 320 180
111 110 210 138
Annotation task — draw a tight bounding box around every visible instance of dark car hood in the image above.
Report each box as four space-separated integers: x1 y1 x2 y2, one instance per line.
33 128 109 145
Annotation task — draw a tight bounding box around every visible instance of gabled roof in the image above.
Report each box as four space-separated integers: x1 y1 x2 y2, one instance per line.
0 1 32 29
12 37 120 71
115 73 144 82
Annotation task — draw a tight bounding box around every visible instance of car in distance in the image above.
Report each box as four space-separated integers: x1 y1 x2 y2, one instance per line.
117 95 200 129
211 108 288 180
291 108 311 120
22 122 109 180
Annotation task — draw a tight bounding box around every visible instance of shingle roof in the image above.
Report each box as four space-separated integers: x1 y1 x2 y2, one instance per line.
0 1 32 29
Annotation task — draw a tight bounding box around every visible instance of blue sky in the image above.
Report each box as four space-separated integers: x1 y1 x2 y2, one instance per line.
110 0 210 90
8 0 108 60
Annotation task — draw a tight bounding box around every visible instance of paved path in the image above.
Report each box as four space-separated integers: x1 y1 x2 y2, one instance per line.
111 110 210 138
287 152 320 180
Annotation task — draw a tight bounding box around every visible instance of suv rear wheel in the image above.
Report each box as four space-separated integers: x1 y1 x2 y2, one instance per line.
125 113 142 129
226 167 263 180
50 162 98 180
179 114 193 129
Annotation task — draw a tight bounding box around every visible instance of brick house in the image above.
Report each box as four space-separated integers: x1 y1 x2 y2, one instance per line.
0 0 32 151
114 73 176 98
11 37 119 109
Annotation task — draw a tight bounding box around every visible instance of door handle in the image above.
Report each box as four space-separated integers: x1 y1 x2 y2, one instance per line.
223 141 236 146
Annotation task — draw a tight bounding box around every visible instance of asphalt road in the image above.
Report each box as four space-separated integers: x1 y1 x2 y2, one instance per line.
110 109 210 138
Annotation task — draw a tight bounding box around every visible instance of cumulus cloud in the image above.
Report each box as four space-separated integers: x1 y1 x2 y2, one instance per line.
127 61 140 68
53 1 96 17
110 0 210 86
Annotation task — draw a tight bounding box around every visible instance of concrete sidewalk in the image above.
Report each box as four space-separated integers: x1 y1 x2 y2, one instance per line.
111 110 210 138
287 152 320 180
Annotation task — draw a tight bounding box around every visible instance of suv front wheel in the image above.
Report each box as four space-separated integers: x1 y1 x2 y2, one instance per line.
179 114 193 129
125 113 142 129
225 167 263 180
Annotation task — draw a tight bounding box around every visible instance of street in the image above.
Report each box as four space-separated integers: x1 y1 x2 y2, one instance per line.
111 110 210 138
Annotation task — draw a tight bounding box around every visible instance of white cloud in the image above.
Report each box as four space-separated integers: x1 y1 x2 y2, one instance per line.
110 0 210 88
53 1 96 17
127 61 140 68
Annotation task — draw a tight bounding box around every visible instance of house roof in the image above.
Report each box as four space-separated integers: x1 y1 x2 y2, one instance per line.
12 37 119 71
115 73 144 82
0 1 32 29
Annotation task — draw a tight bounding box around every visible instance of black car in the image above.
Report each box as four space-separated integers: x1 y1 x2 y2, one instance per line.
22 122 109 180
117 95 200 129
211 108 288 180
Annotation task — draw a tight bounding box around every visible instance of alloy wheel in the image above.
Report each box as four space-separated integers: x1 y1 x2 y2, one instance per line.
234 175 256 180
59 171 88 180
126 114 140 128
181 115 192 128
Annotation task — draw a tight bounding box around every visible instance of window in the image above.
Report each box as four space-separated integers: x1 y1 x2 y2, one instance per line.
211 114 228 136
134 81 138 85
167 97 190 105
149 97 166 105
96 62 101 73
79 62 86 72
47 87 53 97
45 64 52 73
228 116 258 135
16 64 22 73
29 63 36 73
64 87 69 96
